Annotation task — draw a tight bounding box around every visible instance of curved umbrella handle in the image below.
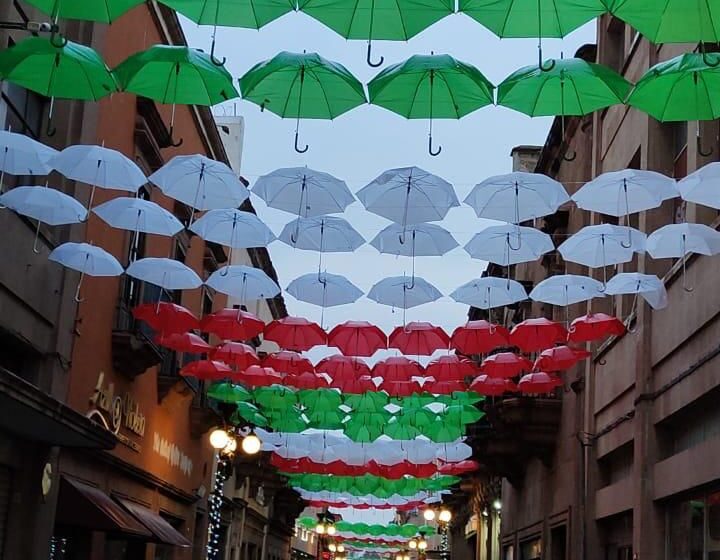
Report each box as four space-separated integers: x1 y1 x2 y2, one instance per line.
210 38 227 67
429 134 442 157
74 272 86 303
702 48 720 67
698 133 714 157
563 149 577 162
294 130 309 153
49 31 68 48
367 42 384 68
539 58 556 72
168 124 184 148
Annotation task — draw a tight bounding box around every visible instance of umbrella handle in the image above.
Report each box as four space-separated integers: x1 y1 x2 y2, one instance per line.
168 124 184 148
702 45 720 67
681 254 694 293
210 36 227 67
45 95 57 137
49 30 68 48
697 133 714 157
74 272 85 303
428 135 442 157
32 220 42 254
366 42 384 68
294 130 309 153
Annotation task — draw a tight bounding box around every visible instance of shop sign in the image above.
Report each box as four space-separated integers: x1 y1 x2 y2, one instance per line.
88 371 146 452
152 432 194 477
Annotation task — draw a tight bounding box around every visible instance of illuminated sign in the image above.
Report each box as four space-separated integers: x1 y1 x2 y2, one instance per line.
88 372 146 451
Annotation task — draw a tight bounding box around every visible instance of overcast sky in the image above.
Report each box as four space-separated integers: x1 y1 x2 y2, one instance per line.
183 12 594 525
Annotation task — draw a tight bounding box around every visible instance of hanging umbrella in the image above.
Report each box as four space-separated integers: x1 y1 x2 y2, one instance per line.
233 401 269 427
425 379 467 394
530 274 605 307
279 216 364 252
254 385 298 411
384 417 422 440
92 198 184 249
149 155 250 223
426 355 478 381
368 276 443 311
298 387 343 410
388 322 450 355
267 411 309 434
333 374 376 393
132 302 199 334
371 223 458 257
206 265 281 300
509 318 568 352
155 332 212 354
379 379 424 397
207 382 252 404
0 131 57 193
286 272 363 307
48 242 123 302
573 169 678 218
316 355 372 379
236 365 284 387
212 342 260 369
262 351 315 375
25 0 143 22
285 372 330 390
464 171 569 222
470 374 517 396
605 272 668 310
450 277 528 309
679 162 720 210
51 144 147 208
114 45 239 146
200 308 265 340
299 0 453 67
450 321 510 354
344 415 387 443
480 352 533 378
239 51 366 152
0 185 87 252
568 312 625 343
0 37 117 135
534 345 591 372
180 360 233 381
424 419 464 443
464 224 554 265
358 167 459 239
126 257 202 290
306 409 345 430
367 54 494 155
498 58 631 160
252 166 355 217
328 321 387 356
373 356 425 381
518 372 562 394
263 317 327 352
440 403 483 425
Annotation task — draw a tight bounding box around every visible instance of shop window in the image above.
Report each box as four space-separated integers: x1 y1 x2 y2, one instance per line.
503 544 515 560
550 526 567 560
520 537 541 560
0 329 42 384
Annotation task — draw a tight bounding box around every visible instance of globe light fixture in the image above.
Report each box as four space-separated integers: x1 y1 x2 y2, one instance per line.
396 554 403 560
439 509 452 523
423 508 436 521
329 544 337 553
209 428 230 450
409 540 418 550
316 523 326 535
224 436 238 455
418 539 428 551
327 524 336 536
241 433 262 455
492 499 502 512
337 545 345 553
404 555 411 560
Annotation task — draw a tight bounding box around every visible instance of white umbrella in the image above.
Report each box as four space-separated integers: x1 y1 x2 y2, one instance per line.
450 277 528 309
92 197 184 238
357 167 459 237
279 216 364 252
0 130 57 192
530 274 605 306
126 257 202 290
51 145 147 208
0 185 87 252
572 169 677 216
368 276 443 317
558 224 646 273
287 272 363 307
49 242 123 302
149 155 250 221
206 265 281 300
464 224 554 265
678 162 720 210
370 223 458 257
252 166 354 217
464 172 569 223
605 272 668 310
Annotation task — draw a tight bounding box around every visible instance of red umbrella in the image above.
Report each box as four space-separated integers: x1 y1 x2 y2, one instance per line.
426 355 478 381
372 356 424 381
316 355 372 380
534 345 591 372
328 321 387 357
332 375 376 394
132 302 199 334
263 316 327 351
450 320 510 354
424 379 467 394
371 460 437 479
155 332 212 353
509 318 568 353
568 312 625 343
438 460 479 475
262 351 314 375
518 372 562 394
284 371 330 390
388 322 450 355
470 374 518 396
180 360 232 381
481 352 533 378
212 342 259 369
380 379 423 397
233 365 283 387
200 308 265 341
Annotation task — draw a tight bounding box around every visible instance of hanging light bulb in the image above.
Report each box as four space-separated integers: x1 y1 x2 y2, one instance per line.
423 508 436 521
223 436 238 454
329 543 337 553
209 428 230 450
241 432 262 455
327 524 336 536
337 545 345 553
492 499 502 512
418 539 428 551
439 509 452 523
316 523 326 535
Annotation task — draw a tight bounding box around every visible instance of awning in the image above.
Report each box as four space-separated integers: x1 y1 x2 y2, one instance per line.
116 499 192 547
55 477 151 538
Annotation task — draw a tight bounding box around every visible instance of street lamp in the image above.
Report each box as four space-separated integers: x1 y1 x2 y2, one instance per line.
327 525 336 536
423 509 436 521
209 428 230 450
337 545 345 553
438 509 452 523
329 544 337 553
408 540 418 550
315 523 326 535
492 499 502 512
241 432 261 455
207 428 236 560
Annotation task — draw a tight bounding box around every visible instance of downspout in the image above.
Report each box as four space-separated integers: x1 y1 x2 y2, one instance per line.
260 521 269 560
234 506 247 560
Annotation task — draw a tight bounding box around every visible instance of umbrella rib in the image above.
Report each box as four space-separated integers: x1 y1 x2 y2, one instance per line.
658 72 686 121
407 71 430 118
280 67 303 118
435 70 462 119
699 71 716 117
530 73 552 116
391 0 409 39
309 68 335 119
566 73 586 115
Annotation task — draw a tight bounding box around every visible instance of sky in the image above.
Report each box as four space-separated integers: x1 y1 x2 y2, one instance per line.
183 11 595 525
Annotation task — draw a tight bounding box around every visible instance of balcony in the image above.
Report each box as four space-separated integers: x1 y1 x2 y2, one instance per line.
112 303 163 380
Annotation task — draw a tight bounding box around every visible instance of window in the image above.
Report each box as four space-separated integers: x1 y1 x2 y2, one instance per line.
550 526 567 560
520 538 541 560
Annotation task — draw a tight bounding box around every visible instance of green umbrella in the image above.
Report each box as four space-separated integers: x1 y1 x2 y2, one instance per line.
368 53 494 155
299 388 343 411
298 0 453 67
231 402 269 427
344 391 388 412
307 409 346 430
383 417 421 440
113 45 239 145
397 407 437 429
441 404 484 425
158 0 295 63
239 51 367 152
25 0 143 22
423 418 464 442
207 382 252 403
267 410 309 433
437 392 483 406
498 57 631 160
254 385 298 410
0 36 117 136
344 417 385 442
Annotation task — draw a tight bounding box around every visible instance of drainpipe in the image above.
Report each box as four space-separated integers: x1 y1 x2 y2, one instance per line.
233 506 247 560
260 521 269 560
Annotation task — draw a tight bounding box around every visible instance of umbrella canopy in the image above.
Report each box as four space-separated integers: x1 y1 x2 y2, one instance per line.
647 223 720 258
212 342 260 369
286 273 364 307
464 224 554 265
49 242 123 277
450 277 528 309
558 224 646 268
285 372 331 390
679 162 720 210
263 317 327 351
262 351 315 375
156 332 212 354
252 166 354 217
464 171 569 222
25 0 143 22
0 185 87 225
190 209 275 248
518 372 562 394
132 302 199 334
149 155 250 212
368 54 494 155
92 197 184 237
509 318 568 352
126 257 202 290
159 0 294 29
426 355 478 381
278 216 365 252
450 321 510 354
380 379 424 398
469 374 517 396
207 382 252 404
334 375 377 394
328 321 387 356
373 356 424 381
358 166 459 228
568 312 626 343
480 352 533 378
239 51 367 152
388 322 450 355
206 265 281 300
180 360 233 381
627 53 720 122
316 355 372 380
0 131 57 182
425 379 467 394
368 276 443 309
236 365 284 387
530 274 605 306
371 223 458 256
605 273 668 310
200 308 265 340
535 346 591 372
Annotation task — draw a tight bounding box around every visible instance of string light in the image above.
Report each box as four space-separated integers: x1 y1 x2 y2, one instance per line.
206 453 229 560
